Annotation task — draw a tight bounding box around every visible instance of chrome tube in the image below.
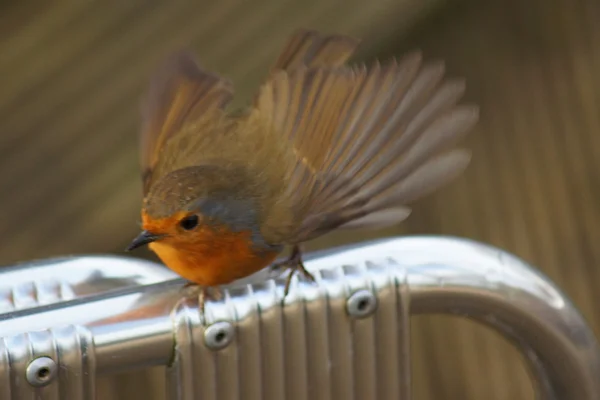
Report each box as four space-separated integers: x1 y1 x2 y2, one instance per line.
0 255 177 313
0 236 598 399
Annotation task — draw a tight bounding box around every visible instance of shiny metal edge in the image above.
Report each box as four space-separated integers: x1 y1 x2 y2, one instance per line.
0 236 597 400
0 255 176 314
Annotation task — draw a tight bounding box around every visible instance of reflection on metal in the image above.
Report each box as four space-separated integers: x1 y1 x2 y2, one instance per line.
0 237 598 399
0 255 176 313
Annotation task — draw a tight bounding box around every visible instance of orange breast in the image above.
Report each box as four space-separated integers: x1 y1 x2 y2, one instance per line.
148 228 279 287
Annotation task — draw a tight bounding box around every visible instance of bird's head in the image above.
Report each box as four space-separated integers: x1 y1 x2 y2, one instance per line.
127 165 263 254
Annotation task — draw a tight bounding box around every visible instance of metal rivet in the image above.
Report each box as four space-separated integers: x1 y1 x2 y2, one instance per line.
204 321 235 350
346 289 377 318
26 356 57 387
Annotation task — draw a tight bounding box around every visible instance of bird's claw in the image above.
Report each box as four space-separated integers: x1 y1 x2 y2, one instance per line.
270 245 316 298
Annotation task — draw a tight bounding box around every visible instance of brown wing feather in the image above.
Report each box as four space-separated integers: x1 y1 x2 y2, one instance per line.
257 53 479 244
269 29 360 73
140 51 234 195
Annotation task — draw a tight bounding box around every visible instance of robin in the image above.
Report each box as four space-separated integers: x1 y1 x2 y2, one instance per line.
126 29 479 310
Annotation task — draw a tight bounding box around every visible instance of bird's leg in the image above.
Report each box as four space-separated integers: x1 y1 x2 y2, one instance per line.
179 282 223 316
271 244 316 297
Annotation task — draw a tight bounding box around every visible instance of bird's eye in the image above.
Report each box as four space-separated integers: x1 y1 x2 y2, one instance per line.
179 215 199 230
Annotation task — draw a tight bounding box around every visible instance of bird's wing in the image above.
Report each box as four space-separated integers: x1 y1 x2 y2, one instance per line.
140 29 357 196
139 51 234 195
256 53 478 244
267 28 360 74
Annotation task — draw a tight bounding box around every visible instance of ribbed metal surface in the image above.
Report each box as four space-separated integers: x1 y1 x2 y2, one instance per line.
0 325 96 399
0 280 75 313
167 262 411 400
1 238 598 399
158 237 599 400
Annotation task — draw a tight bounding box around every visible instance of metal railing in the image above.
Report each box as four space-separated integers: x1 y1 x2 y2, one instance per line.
0 236 598 399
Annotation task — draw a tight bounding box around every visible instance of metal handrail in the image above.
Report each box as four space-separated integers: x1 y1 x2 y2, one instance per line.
0 236 598 399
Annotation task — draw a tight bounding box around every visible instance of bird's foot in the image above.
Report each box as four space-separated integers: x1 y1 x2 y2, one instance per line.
179 282 223 317
270 245 316 298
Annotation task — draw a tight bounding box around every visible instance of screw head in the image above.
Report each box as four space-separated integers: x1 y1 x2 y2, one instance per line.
204 321 235 350
26 356 57 387
346 289 377 318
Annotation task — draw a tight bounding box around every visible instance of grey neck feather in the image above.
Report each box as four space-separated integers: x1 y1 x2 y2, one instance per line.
189 197 282 254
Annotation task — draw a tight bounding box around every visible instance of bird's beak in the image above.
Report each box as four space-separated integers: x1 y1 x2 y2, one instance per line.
126 230 165 251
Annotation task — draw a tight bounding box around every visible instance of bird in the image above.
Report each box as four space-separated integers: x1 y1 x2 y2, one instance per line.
126 29 479 311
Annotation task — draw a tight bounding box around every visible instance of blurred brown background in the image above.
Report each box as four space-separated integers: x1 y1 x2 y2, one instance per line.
1 0 599 398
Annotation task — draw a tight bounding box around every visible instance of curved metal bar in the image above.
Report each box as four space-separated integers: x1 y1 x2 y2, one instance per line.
0 236 597 399
391 237 600 400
